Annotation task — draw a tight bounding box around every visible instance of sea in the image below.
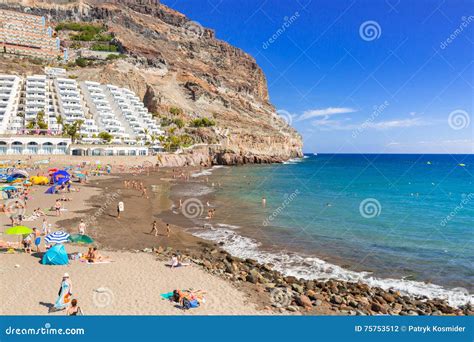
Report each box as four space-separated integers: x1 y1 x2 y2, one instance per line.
180 154 473 307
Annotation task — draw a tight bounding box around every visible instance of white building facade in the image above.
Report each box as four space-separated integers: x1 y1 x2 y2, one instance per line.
0 70 164 155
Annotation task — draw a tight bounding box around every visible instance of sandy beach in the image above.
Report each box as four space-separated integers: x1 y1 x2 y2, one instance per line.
0 158 470 316
0 245 263 315
0 163 266 316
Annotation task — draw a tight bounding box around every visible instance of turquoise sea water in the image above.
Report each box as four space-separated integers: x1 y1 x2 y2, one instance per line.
189 154 473 306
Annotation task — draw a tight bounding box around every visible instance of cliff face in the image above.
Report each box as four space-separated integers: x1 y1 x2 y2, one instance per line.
1 0 303 161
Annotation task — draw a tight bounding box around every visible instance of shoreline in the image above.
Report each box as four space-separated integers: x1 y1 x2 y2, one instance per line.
77 167 471 316
0 156 470 316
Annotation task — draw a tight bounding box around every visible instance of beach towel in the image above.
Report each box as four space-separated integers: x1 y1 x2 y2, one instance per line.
160 292 174 300
54 280 72 310
86 260 113 264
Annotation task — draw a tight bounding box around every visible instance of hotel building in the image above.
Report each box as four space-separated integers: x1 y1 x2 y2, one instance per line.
0 70 164 156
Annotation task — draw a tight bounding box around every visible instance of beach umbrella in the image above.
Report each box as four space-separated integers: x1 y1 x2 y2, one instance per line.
10 169 28 178
45 231 70 244
6 226 33 235
56 177 70 185
69 234 94 244
1 186 18 191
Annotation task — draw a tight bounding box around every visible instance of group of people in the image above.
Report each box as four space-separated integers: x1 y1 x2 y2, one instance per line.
150 220 171 237
122 179 148 199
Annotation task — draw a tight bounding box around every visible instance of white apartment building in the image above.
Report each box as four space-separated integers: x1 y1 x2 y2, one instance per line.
107 85 163 140
0 71 164 155
0 75 22 133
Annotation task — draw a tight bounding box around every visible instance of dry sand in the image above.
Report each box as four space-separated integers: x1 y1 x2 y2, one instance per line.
0 172 264 315
0 246 263 315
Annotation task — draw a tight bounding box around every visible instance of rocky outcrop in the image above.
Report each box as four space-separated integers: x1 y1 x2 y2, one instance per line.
0 0 303 161
152 245 473 316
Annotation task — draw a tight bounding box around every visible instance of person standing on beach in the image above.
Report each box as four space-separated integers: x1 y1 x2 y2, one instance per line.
53 273 72 312
54 199 62 216
78 219 86 235
33 227 41 253
41 218 48 235
166 223 171 237
117 201 124 218
150 221 158 236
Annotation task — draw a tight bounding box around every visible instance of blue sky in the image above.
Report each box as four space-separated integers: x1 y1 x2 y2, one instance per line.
162 0 473 154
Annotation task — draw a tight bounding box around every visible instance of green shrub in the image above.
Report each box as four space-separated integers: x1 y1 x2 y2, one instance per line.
106 54 123 61
190 118 215 127
91 43 118 52
55 22 104 34
169 106 183 115
75 57 88 67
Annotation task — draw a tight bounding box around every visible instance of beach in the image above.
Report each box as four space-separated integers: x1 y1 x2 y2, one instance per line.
0 156 471 316
0 245 263 315
0 166 266 315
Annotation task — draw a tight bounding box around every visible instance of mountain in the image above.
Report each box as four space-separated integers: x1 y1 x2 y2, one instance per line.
0 0 303 163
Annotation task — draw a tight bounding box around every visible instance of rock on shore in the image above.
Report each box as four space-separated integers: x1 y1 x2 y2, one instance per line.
153 245 473 316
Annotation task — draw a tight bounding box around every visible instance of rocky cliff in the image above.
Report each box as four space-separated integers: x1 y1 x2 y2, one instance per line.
0 0 303 163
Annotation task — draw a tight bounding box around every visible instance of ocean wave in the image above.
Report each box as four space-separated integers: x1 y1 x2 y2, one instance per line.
283 158 305 165
191 165 227 178
191 226 473 308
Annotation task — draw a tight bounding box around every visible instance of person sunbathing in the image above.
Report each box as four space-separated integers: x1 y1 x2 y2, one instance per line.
35 207 46 216
172 289 207 307
88 247 109 263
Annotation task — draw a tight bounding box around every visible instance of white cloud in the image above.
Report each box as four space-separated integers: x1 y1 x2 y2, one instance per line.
312 117 429 131
367 118 426 129
298 107 357 121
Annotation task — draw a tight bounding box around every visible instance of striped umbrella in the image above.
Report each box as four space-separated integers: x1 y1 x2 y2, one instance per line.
44 231 70 244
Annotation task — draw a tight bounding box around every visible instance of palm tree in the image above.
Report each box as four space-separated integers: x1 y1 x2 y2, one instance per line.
64 120 84 143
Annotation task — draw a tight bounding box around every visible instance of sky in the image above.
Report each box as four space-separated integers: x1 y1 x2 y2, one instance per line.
161 0 473 154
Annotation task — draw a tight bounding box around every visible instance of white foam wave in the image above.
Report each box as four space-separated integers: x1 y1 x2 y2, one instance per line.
191 165 227 178
192 227 473 308
283 157 306 165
